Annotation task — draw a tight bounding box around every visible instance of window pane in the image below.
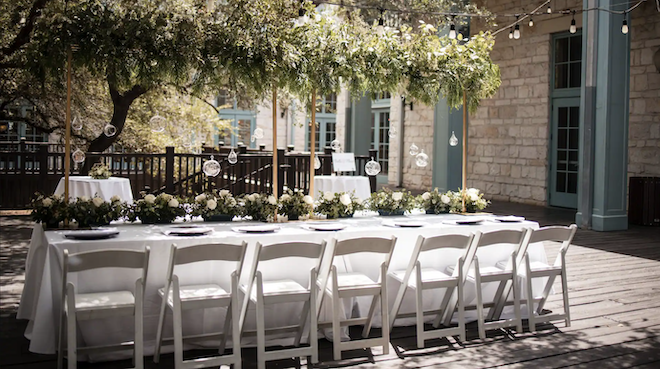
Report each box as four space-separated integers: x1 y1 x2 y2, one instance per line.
370 113 376 150
570 35 582 62
325 94 337 114
569 128 579 150
555 64 568 89
568 150 578 171
217 90 231 108
569 107 580 127
557 150 567 171
237 119 251 145
555 38 569 63
567 173 578 194
569 62 582 88
556 172 567 192
558 107 568 128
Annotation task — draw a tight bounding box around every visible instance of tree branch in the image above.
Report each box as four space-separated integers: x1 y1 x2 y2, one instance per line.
1 0 52 59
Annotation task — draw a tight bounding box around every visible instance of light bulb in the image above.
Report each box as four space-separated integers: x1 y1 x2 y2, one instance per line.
570 19 576 34
547 5 552 14
508 29 513 39
228 148 238 164
529 18 534 27
514 25 521 39
449 131 459 146
449 24 457 39
71 115 83 130
622 19 628 34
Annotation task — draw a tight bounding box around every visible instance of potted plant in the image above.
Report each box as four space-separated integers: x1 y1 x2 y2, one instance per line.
88 162 112 179
128 193 186 224
418 188 453 214
451 188 490 213
240 193 278 222
190 190 240 221
69 195 125 228
278 189 313 220
367 188 414 216
30 193 69 229
315 191 363 219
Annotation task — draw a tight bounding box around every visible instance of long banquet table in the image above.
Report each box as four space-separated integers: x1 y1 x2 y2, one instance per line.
18 213 547 360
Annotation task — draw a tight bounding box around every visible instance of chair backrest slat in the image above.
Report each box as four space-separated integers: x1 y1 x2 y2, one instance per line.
420 234 474 253
66 249 148 273
174 242 247 265
529 225 577 244
258 241 326 261
476 229 527 248
334 237 397 256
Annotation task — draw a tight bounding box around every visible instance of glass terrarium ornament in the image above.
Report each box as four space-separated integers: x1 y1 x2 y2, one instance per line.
409 143 419 156
228 148 238 164
388 126 397 138
71 116 83 130
330 139 341 151
449 131 459 147
72 148 86 164
365 157 381 176
149 115 166 133
415 149 429 168
252 127 264 140
314 156 321 170
203 155 221 177
103 124 117 137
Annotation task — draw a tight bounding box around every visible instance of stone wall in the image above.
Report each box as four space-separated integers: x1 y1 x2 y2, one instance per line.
400 102 435 190
629 1 660 177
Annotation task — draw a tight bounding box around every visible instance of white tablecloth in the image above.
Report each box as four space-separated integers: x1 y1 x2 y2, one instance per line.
18 213 545 359
54 176 134 203
314 175 371 200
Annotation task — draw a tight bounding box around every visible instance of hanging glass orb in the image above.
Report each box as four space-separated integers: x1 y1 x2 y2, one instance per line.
314 156 321 170
228 148 238 164
409 143 419 156
330 139 341 151
203 155 221 177
365 158 381 176
72 148 86 164
449 131 459 147
149 115 166 133
103 124 117 137
415 149 429 168
71 116 83 131
388 126 397 138
252 127 264 140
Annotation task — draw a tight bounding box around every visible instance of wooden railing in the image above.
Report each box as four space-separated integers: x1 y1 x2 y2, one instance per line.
0 141 377 209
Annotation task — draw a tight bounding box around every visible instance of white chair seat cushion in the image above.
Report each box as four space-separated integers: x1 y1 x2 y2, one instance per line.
335 272 379 289
251 279 308 299
159 284 228 304
389 268 454 288
75 290 135 310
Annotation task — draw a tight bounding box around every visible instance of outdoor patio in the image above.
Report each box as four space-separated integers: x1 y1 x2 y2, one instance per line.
3 201 660 369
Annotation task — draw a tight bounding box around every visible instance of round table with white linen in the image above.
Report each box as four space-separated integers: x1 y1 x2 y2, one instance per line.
54 176 133 203
314 175 371 200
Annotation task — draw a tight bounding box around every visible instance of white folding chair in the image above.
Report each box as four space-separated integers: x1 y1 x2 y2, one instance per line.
320 236 396 361
466 228 530 340
153 242 247 369
388 233 475 348
242 240 328 369
57 247 150 369
520 225 577 331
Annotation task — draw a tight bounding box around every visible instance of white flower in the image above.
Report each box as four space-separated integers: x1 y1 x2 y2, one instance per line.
470 193 479 202
247 194 256 202
195 194 206 203
441 194 451 204
355 197 363 205
340 194 351 206
42 198 53 207
111 195 121 203
206 199 217 210
303 195 313 205
467 188 480 196
92 197 104 207
79 196 89 202
144 194 156 204
168 198 179 208
421 192 431 201
267 195 277 205
280 194 291 202
219 190 230 197
161 193 173 202
392 192 403 201
323 191 334 201
52 194 61 201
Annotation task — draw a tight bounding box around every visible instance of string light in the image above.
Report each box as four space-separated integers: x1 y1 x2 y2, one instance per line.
547 2 552 13
514 15 521 39
449 16 457 39
508 27 514 39
621 13 629 34
569 10 577 33
529 16 534 27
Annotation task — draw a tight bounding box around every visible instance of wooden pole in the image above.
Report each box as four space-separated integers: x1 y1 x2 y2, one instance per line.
64 47 72 203
272 88 278 221
309 89 317 199
461 90 468 213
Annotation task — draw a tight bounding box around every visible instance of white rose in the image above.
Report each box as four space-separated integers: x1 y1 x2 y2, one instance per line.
323 191 334 201
219 190 230 197
421 192 431 201
111 195 121 202
144 194 156 204
467 188 480 196
470 193 479 202
280 194 291 202
162 193 173 201
355 197 363 205
392 192 403 201
52 194 61 201
195 194 206 203
247 194 256 202
168 198 179 208
206 199 217 210
441 194 451 204
303 195 313 205
267 195 277 205
92 197 104 207
42 198 53 207
340 194 351 206
79 196 89 202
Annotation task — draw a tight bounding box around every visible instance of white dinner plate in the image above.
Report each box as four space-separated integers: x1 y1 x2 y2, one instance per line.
443 219 485 226
163 225 213 236
302 223 347 232
232 225 280 233
491 215 525 223
383 220 427 228
62 228 120 240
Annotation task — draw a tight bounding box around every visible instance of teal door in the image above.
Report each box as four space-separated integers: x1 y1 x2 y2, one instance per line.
371 109 390 184
549 98 580 208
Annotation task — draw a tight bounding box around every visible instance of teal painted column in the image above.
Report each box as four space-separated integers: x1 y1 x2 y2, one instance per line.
432 100 464 192
350 95 373 156
576 0 630 231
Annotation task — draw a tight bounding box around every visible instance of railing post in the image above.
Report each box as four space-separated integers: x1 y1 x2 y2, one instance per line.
236 145 247 195
322 147 333 175
39 144 48 185
165 146 174 194
368 149 378 193
277 148 285 196
19 138 26 175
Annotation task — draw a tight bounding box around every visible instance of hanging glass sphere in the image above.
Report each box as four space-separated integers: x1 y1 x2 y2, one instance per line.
252 127 264 140
71 116 83 131
409 143 419 156
415 149 429 168
365 158 381 176
449 131 459 147
228 148 238 164
103 124 117 137
388 126 397 138
314 156 321 170
72 148 86 164
203 155 221 177
330 139 341 151
149 115 166 133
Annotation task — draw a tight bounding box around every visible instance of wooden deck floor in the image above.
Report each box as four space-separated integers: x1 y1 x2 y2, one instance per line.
2 202 660 369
